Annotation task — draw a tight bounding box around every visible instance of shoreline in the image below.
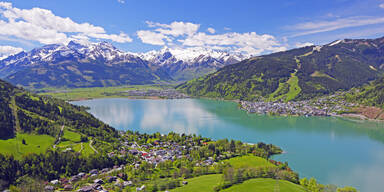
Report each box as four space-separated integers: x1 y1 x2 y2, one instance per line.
67 95 384 122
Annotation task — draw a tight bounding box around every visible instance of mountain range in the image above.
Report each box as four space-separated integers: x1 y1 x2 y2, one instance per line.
177 37 384 101
0 41 244 89
139 47 246 81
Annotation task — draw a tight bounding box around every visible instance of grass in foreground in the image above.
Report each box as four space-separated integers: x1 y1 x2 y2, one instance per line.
0 133 55 159
170 174 222 192
224 155 276 169
221 178 307 192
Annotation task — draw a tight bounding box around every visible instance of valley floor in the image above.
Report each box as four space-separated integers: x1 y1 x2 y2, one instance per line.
38 86 384 121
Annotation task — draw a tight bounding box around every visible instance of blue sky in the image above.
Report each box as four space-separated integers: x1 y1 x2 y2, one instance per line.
0 0 383 57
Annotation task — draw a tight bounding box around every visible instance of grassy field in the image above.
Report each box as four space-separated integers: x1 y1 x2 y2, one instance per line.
38 84 173 101
58 130 82 146
269 72 301 102
171 174 222 192
221 178 307 192
170 174 305 192
0 133 55 159
81 141 95 156
224 155 276 169
170 156 278 192
285 72 302 101
56 130 94 156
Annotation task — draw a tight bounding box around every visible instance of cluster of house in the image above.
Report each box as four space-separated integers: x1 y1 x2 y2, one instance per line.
119 140 191 165
43 136 220 191
240 95 357 117
44 165 133 192
123 89 190 99
240 101 329 116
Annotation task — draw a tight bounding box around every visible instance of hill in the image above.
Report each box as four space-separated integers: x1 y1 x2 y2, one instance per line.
177 37 384 101
0 79 117 141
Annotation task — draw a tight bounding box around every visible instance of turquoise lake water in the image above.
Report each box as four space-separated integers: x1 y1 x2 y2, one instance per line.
73 98 384 192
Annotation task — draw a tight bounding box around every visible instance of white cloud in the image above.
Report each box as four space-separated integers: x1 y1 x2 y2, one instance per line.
0 2 11 9
0 45 23 59
380 3 384 8
88 32 132 43
146 21 199 37
117 0 125 3
0 2 132 44
182 32 285 55
290 16 384 37
295 42 314 48
137 21 199 46
137 21 286 56
207 27 215 34
137 30 170 45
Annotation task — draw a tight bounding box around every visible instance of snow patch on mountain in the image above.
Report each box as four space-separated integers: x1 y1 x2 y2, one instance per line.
139 46 247 67
328 40 345 46
0 41 248 80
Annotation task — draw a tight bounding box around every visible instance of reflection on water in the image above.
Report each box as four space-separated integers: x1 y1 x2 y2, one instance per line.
73 98 384 192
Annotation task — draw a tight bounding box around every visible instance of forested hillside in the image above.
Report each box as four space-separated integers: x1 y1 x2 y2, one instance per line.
347 76 384 108
177 37 384 101
0 79 117 141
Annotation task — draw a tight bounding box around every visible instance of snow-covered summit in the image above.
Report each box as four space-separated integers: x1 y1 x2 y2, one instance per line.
139 46 247 67
0 41 248 80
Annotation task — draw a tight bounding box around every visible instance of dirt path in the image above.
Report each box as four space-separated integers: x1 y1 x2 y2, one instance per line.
79 142 84 153
10 96 20 132
53 125 65 148
89 140 98 154
10 96 21 154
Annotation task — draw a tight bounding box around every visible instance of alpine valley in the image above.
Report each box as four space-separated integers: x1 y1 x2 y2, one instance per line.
0 41 245 89
3 1 384 192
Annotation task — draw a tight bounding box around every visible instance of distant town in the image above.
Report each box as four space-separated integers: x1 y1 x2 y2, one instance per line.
239 93 358 117
123 89 190 99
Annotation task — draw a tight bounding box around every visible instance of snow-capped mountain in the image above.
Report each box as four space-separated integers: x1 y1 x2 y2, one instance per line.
0 41 141 71
0 41 247 88
139 47 247 80
0 41 172 88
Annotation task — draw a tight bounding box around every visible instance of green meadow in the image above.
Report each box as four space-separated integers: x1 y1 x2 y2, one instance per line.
223 155 276 168
222 178 307 192
171 174 222 192
0 133 55 159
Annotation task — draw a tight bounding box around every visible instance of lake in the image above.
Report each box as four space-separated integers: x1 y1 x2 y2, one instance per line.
72 98 384 192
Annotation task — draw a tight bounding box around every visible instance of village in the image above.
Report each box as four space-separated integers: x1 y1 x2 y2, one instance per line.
123 89 190 99
239 93 358 117
116 134 218 167
44 133 221 192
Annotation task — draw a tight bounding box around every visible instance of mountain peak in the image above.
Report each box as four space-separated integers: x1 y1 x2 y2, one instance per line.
160 46 171 53
66 40 89 51
96 41 116 50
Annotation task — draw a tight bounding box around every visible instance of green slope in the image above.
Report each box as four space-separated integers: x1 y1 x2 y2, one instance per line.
346 76 384 108
222 178 307 192
177 37 384 101
0 79 118 157
0 133 55 159
223 155 276 169
171 174 222 192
